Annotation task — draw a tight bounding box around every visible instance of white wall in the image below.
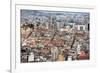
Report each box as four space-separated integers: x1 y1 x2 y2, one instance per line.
0 0 100 73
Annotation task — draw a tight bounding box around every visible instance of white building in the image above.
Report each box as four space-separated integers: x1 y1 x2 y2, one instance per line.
28 52 35 62
75 24 86 31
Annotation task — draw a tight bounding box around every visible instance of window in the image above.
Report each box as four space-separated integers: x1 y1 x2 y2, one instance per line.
80 26 83 31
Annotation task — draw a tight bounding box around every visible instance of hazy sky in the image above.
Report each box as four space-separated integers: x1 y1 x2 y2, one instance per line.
21 9 89 18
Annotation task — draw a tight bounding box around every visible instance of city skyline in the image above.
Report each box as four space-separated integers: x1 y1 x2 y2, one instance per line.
20 9 90 63
21 10 89 25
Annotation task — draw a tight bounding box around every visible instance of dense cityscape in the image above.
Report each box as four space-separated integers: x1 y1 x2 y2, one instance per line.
20 10 90 63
